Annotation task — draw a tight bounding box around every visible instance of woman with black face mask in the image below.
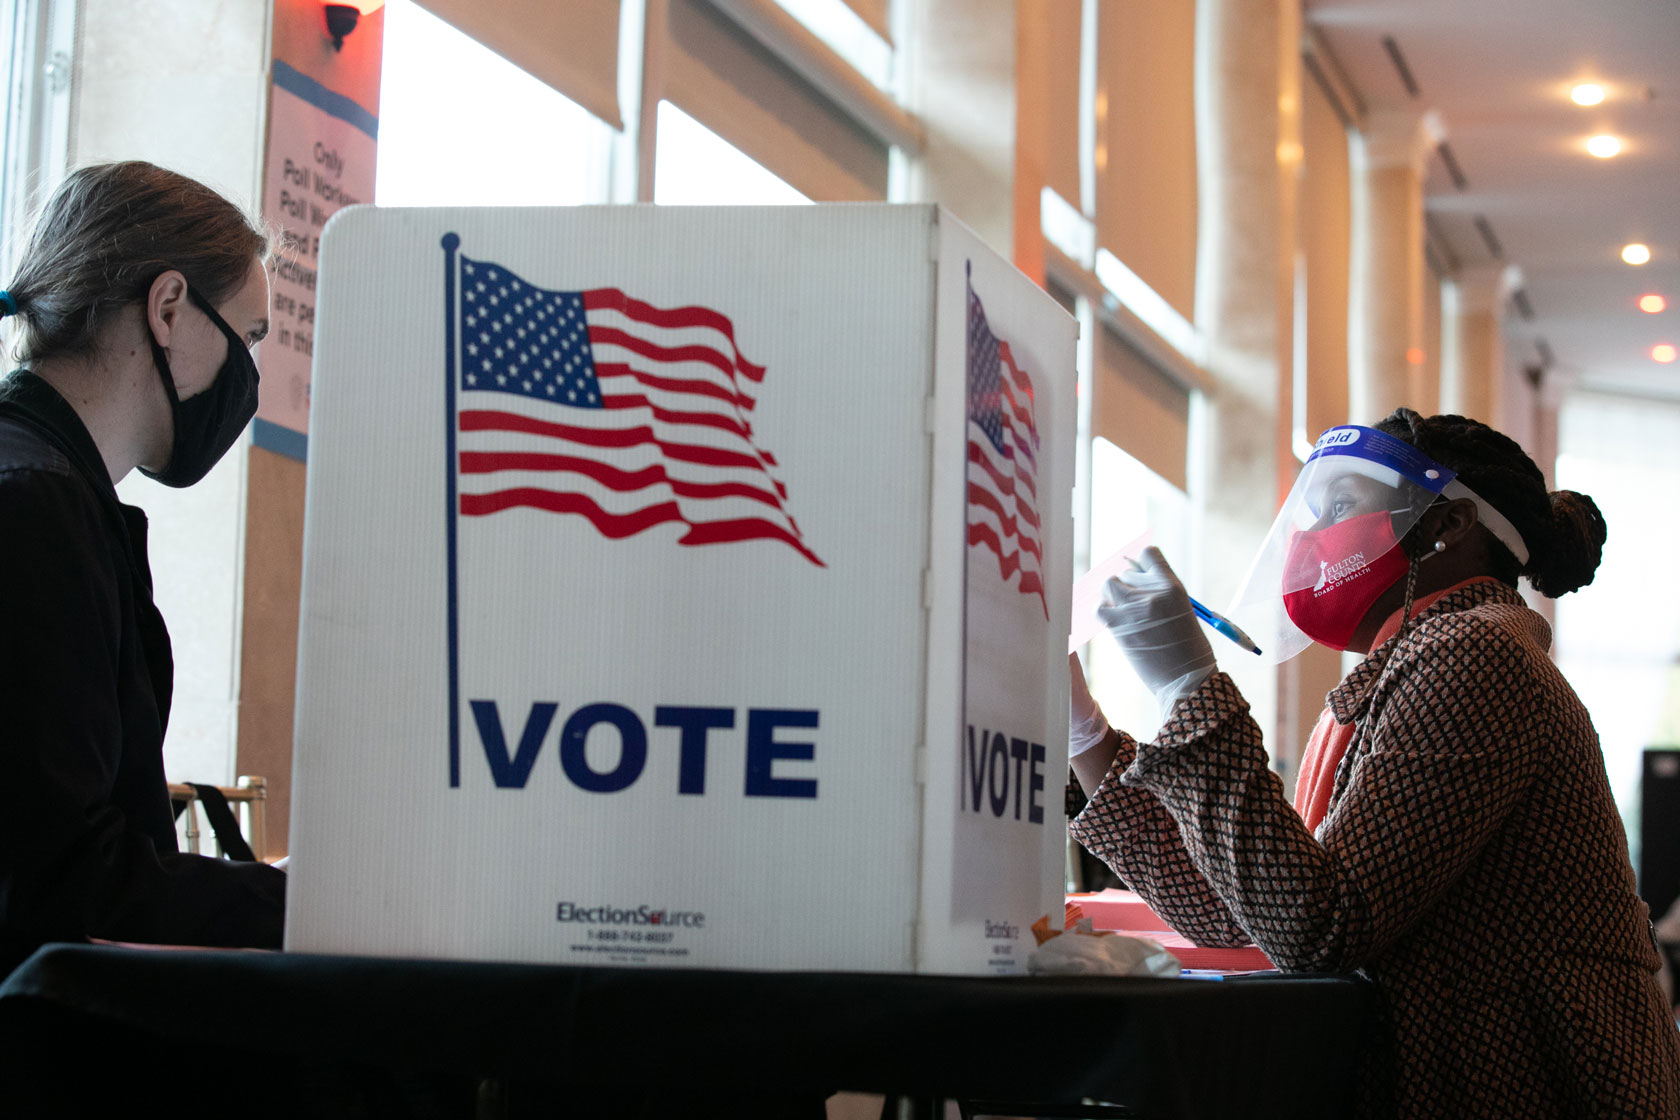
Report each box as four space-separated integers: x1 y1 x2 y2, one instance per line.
0 161 284 971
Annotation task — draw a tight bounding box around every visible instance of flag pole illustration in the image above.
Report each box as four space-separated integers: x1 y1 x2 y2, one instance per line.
965 262 1046 618
440 232 822 786
443 232 463 787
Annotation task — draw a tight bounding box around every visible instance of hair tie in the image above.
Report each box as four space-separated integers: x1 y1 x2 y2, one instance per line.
0 290 16 318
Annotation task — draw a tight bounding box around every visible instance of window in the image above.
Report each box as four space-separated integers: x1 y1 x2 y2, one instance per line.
1295 40 1354 456
772 0 892 89
0 0 74 282
653 101 809 206
663 0 888 202
375 0 612 207
1553 393 1680 857
1092 0 1197 324
1081 437 1189 742
1091 322 1190 491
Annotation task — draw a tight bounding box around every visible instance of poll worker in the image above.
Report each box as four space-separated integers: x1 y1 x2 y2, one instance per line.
1069 410 1679 1118
0 162 284 971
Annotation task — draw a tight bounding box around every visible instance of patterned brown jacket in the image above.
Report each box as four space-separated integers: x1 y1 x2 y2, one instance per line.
1070 579 1680 1118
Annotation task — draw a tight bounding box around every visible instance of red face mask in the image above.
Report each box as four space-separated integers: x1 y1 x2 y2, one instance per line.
1282 510 1409 651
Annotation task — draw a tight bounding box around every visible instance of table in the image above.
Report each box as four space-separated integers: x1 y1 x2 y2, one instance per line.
0 944 1374 1119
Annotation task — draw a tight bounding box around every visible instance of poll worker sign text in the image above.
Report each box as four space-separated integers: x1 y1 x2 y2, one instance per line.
256 59 377 454
288 205 1075 973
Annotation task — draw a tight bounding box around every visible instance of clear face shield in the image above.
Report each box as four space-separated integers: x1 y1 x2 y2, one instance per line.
1226 426 1456 663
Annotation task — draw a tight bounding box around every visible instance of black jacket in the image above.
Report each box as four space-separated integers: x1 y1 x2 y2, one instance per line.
0 372 283 970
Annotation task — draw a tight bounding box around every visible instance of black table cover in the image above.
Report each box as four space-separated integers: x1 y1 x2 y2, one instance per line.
0 944 1374 1119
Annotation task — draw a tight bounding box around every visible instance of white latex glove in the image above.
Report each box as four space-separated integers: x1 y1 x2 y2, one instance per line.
1097 546 1217 724
1068 652 1110 757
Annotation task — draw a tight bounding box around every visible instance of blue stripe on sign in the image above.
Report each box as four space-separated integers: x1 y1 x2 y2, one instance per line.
251 418 308 463
272 59 379 140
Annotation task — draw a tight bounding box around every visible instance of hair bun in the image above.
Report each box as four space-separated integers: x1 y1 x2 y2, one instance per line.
1525 490 1606 597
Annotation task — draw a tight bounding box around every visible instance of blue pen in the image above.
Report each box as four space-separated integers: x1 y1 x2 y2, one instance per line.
1188 598 1263 657
1124 555 1263 656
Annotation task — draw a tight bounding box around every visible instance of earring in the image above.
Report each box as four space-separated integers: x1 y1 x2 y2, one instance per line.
1433 540 1446 553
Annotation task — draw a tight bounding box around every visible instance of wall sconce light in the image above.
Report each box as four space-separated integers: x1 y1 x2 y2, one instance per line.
324 1 385 52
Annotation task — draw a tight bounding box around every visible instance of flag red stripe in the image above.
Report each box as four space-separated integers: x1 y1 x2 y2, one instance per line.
681 518 826 568
969 435 1038 505
589 325 739 384
600 392 752 440
1013 458 1038 503
595 366 779 477
966 482 1043 562
1003 411 1039 472
458 451 785 510
989 391 1038 472
595 362 756 413
460 409 763 471
1013 494 1041 532
996 344 1041 457
967 439 1040 514
460 487 823 566
583 288 767 384
998 341 1037 406
968 440 1015 495
462 489 684 537
479 369 783 495
967 521 1048 616
1001 396 1038 461
997 369 1032 416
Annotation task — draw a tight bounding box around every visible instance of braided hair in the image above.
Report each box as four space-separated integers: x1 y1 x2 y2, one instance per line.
1374 408 1606 597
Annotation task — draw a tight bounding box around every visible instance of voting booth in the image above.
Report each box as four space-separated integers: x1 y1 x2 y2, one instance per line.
287 205 1076 974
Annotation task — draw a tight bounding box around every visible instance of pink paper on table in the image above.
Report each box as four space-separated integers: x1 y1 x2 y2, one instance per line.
1068 890 1275 971
1067 888 1172 931
1068 530 1152 653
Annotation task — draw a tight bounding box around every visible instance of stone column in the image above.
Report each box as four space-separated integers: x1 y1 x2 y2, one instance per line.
1190 0 1300 756
1440 264 1509 425
1349 110 1433 424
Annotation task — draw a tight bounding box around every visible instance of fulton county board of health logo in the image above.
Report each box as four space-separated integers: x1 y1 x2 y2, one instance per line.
965 263 1045 618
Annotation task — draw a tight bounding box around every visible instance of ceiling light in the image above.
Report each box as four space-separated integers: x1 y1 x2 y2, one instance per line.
1653 344 1678 364
1571 83 1605 106
1640 294 1667 314
1587 134 1622 158
1623 243 1652 265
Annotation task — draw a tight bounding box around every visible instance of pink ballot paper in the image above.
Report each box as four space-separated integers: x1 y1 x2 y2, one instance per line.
1068 531 1152 654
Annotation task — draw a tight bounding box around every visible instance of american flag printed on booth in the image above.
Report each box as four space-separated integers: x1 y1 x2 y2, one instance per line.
444 245 822 567
965 265 1046 616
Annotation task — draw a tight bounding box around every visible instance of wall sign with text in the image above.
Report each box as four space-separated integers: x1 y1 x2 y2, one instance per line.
254 59 378 461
